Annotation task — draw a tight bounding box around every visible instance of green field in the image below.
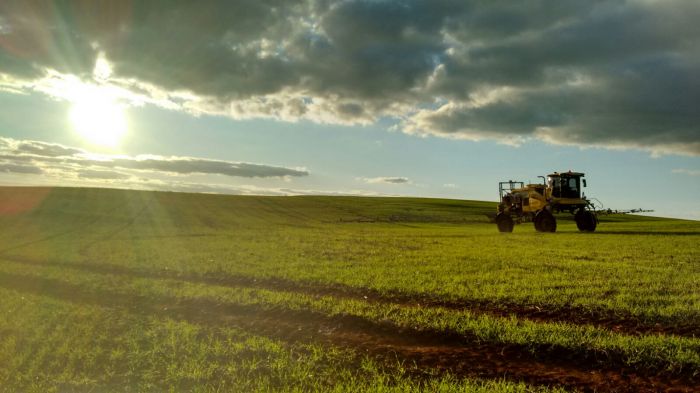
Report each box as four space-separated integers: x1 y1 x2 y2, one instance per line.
0 187 698 392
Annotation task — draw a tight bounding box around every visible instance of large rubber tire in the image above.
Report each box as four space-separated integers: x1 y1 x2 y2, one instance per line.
575 210 597 232
534 210 557 232
495 212 514 233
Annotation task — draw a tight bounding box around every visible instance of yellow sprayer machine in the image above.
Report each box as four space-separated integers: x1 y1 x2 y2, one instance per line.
495 171 598 233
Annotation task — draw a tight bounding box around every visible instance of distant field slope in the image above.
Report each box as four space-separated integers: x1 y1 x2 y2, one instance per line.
0 186 698 392
0 186 498 225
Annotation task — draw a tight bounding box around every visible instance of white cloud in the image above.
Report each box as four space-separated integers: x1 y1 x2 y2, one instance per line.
0 137 308 179
0 139 406 198
361 176 411 184
671 168 700 176
0 162 43 174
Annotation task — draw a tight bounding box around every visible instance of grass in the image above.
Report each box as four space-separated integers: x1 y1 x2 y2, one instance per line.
4 187 696 322
0 284 565 393
1 257 698 375
0 186 698 391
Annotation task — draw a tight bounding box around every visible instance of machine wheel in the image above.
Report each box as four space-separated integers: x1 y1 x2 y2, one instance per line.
534 210 557 232
575 209 597 232
495 212 514 233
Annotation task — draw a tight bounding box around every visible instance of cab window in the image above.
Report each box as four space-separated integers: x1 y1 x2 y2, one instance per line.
569 178 577 192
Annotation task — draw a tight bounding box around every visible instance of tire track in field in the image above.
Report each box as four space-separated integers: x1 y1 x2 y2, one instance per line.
307 197 424 227
252 198 322 227
2 255 697 338
0 271 695 393
0 215 103 254
77 203 153 252
4 213 135 254
0 196 153 254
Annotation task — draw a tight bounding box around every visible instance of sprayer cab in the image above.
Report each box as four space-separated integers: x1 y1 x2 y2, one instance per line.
547 171 586 199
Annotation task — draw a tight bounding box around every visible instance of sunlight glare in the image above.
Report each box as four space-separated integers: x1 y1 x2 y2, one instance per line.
69 85 127 148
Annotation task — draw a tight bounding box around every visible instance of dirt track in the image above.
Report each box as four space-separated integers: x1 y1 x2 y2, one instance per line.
5 254 698 338
0 269 696 393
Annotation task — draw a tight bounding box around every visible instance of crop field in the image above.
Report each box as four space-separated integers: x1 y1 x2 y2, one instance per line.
0 186 698 392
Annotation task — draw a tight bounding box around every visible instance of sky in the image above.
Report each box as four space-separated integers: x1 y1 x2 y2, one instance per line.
0 0 699 219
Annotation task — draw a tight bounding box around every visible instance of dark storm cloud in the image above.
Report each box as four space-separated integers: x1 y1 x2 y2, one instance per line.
411 1 700 154
0 138 309 178
1 0 699 155
409 54 700 154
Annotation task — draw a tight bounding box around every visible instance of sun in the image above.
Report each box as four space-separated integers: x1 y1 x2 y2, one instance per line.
63 54 128 147
69 88 127 148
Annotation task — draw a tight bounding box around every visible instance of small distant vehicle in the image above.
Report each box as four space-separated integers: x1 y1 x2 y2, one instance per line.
495 171 598 233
